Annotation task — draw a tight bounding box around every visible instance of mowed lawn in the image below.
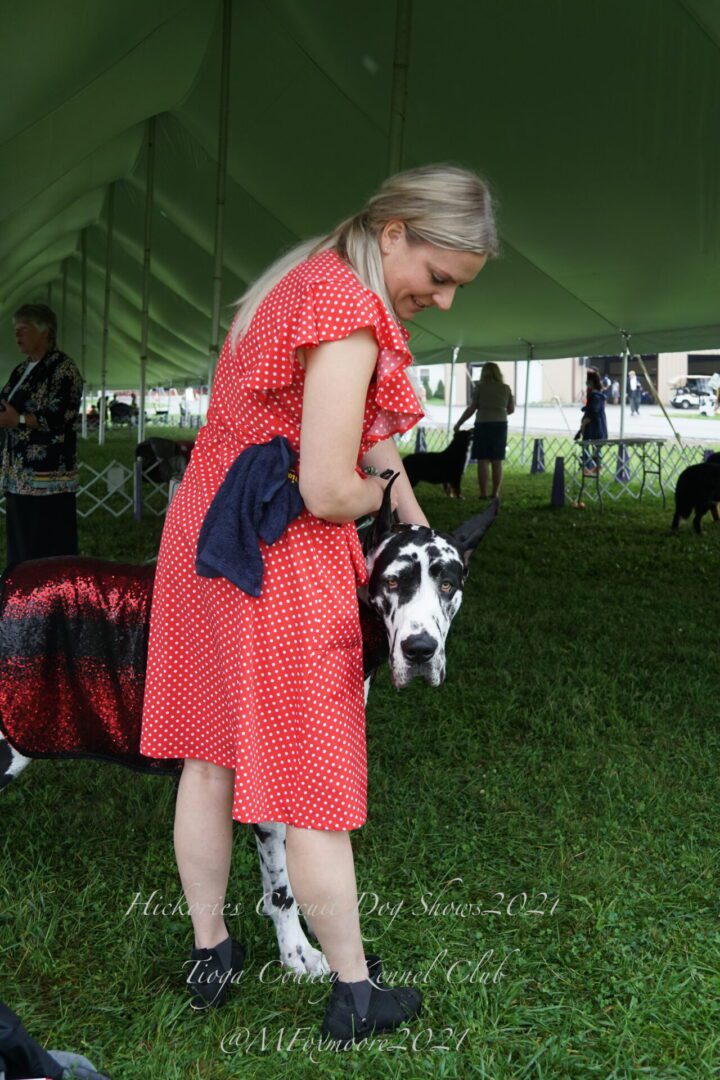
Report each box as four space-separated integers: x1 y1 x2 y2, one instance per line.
1 429 720 1079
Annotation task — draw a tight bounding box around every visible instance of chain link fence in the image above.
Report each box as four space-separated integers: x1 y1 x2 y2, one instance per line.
2 426 716 519
398 424 718 504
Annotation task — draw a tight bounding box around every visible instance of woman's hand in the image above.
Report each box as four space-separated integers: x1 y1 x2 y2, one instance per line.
359 441 428 526
0 401 18 428
365 473 400 514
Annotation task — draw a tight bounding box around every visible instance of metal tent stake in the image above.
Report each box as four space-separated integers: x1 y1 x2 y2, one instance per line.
387 0 412 174
138 116 156 447
619 330 630 442
519 339 534 464
635 352 683 448
447 346 459 435
80 229 88 440
207 0 233 400
60 258 68 344
98 182 115 447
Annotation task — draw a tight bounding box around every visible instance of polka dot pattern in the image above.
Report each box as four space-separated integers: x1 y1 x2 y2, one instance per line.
139 250 424 830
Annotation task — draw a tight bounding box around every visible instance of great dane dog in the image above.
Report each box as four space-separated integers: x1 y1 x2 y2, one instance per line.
0 482 498 976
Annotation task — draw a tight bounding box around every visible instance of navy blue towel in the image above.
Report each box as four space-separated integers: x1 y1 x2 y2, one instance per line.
195 435 304 596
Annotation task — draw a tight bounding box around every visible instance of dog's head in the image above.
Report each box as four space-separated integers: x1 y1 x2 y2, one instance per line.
453 429 472 450
362 475 498 688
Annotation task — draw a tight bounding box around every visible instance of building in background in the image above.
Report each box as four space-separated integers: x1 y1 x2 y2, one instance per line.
421 350 720 408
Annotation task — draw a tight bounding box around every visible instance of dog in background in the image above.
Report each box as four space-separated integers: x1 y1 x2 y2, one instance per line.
402 429 472 498
671 452 720 534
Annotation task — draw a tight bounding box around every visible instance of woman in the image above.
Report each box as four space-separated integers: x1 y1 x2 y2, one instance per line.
454 361 514 497
628 366 642 416
576 368 608 473
139 164 497 1040
0 304 83 568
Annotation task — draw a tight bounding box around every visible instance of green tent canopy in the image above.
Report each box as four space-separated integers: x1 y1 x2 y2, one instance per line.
2 0 719 387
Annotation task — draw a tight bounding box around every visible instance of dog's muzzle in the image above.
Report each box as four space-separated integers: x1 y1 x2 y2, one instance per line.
401 632 438 665
391 632 445 688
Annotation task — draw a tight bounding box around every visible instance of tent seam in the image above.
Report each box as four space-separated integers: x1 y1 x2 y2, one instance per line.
0 7 199 152
675 0 720 52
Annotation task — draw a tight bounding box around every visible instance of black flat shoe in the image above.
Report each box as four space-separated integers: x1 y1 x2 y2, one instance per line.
186 935 245 1010
328 952 382 985
321 969 422 1045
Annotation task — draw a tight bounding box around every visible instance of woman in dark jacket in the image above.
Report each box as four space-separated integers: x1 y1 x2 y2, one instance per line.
0 304 83 566
575 369 608 474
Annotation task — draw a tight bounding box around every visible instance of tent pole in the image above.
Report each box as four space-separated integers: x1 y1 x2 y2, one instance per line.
139 116 156 447
80 230 88 440
387 0 413 173
447 346 459 435
60 258 68 346
99 183 115 447
619 331 629 441
519 339 534 464
207 0 233 404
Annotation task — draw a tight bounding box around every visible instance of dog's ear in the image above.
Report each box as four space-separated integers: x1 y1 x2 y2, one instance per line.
363 472 400 555
451 496 499 568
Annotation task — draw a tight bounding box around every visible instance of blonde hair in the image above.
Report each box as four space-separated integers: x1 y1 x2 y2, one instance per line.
231 163 498 345
480 362 504 384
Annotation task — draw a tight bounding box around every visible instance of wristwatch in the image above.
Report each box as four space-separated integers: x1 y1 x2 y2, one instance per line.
17 413 26 428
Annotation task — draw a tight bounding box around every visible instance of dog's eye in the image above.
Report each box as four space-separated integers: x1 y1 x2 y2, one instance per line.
440 580 454 593
386 576 399 590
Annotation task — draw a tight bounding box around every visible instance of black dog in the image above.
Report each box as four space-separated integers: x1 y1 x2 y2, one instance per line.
402 429 472 498
671 452 720 534
109 401 134 426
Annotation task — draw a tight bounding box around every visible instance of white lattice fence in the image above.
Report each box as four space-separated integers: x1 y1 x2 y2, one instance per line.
398 426 717 503
76 460 170 519
0 460 171 518
77 462 134 519
2 435 715 518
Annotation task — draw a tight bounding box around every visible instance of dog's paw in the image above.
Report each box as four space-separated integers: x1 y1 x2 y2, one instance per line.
281 943 330 975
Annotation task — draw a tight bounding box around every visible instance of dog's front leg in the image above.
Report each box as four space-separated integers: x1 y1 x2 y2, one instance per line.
251 822 329 976
0 734 32 792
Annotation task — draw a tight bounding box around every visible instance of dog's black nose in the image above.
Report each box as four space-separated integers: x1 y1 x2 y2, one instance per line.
401 632 438 663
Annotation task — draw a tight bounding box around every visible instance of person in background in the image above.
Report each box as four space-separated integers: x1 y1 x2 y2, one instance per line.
0 304 83 567
601 373 611 402
575 368 608 474
611 378 620 405
454 361 514 497
628 368 641 415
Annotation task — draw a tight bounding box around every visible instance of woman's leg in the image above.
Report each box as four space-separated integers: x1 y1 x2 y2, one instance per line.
286 826 368 983
174 759 235 949
477 460 489 497
491 459 504 496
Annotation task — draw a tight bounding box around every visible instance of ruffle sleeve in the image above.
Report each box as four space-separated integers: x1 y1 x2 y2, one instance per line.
236 265 424 443
359 299 425 445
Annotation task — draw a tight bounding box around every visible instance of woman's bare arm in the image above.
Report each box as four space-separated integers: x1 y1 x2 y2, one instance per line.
360 439 429 526
454 384 479 430
299 328 389 523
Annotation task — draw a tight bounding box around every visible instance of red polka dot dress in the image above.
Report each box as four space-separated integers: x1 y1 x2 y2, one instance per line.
139 250 423 830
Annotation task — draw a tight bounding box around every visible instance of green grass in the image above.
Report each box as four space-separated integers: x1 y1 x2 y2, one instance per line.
2 431 720 1078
